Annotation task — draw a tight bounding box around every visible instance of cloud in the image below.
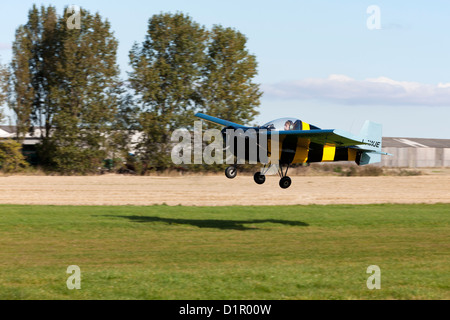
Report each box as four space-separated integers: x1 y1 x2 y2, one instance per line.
0 43 11 51
263 74 450 106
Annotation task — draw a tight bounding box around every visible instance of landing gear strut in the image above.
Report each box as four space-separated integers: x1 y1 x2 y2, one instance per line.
253 163 272 185
252 164 292 188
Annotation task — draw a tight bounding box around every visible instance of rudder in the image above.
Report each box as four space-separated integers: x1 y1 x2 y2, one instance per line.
355 121 382 165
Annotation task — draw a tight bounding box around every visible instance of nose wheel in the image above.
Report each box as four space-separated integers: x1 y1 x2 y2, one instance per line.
225 166 237 179
253 172 266 184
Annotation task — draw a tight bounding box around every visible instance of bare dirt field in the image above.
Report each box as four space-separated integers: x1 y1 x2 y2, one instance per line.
0 173 449 206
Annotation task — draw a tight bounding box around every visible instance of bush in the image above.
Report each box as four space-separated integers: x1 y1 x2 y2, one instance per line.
396 169 422 176
0 139 29 173
341 165 383 176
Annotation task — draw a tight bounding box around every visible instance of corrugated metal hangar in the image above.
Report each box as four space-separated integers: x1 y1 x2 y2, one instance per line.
382 137 450 167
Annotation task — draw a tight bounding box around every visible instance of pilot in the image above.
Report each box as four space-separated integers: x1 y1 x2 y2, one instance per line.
284 120 293 130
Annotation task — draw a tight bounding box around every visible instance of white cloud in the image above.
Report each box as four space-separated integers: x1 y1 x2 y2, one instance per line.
0 43 11 51
263 74 450 106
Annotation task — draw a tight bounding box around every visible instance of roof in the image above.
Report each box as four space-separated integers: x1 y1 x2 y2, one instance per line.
0 125 16 134
383 137 450 148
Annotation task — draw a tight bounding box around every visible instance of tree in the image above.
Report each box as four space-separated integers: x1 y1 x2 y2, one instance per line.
10 22 34 139
0 59 28 173
128 12 208 171
201 25 261 127
0 58 8 123
129 14 262 171
9 5 59 141
107 93 140 168
9 5 122 173
47 8 122 174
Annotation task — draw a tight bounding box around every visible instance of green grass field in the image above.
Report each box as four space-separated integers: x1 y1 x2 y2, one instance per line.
0 204 448 299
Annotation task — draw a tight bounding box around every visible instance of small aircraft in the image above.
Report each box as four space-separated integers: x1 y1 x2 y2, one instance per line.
195 113 392 189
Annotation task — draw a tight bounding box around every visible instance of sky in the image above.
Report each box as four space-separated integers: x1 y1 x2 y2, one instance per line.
0 0 449 138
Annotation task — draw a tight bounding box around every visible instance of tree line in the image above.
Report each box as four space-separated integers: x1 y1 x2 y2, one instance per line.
0 5 261 174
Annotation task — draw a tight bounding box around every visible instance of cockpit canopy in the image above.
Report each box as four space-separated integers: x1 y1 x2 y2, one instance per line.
262 117 320 131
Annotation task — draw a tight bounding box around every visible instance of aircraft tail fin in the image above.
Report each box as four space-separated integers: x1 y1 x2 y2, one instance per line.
354 121 383 165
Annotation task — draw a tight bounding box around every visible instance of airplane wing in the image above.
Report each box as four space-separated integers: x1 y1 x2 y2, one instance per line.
195 113 248 129
195 113 375 148
265 129 369 147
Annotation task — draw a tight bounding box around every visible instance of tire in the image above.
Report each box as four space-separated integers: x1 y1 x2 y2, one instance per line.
253 172 266 185
279 176 292 189
225 166 237 179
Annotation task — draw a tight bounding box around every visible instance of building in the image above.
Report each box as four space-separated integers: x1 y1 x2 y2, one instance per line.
0 125 14 139
382 137 450 167
0 126 44 165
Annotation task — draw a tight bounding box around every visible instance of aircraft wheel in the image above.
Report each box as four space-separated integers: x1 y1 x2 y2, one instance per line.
279 176 292 189
225 166 237 179
253 172 266 185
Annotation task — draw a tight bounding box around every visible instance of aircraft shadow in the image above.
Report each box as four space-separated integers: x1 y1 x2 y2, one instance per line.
102 215 309 231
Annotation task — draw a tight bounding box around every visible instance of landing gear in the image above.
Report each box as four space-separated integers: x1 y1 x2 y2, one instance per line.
279 176 291 189
252 163 293 188
277 164 292 189
254 164 272 185
225 166 237 179
253 172 266 184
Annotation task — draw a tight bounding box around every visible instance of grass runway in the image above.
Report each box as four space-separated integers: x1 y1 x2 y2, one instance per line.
0 204 448 299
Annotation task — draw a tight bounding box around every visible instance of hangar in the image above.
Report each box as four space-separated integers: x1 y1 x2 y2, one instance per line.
381 137 450 167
